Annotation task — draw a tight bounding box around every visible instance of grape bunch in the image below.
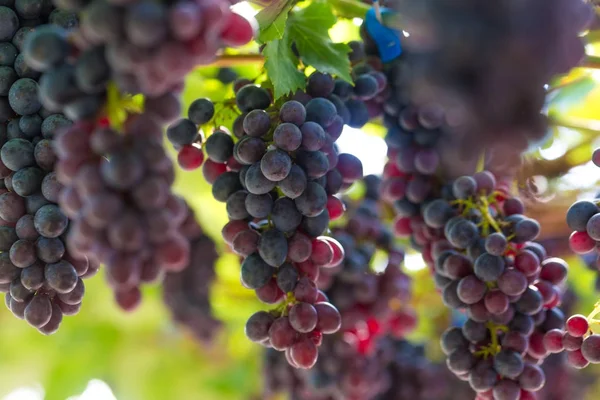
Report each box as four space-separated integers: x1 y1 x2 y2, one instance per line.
566 148 600 261
0 121 97 334
414 172 568 400
21 0 255 121
386 0 593 151
0 2 98 334
275 176 417 399
171 79 365 368
54 113 189 311
163 205 222 343
378 339 474 400
320 176 416 348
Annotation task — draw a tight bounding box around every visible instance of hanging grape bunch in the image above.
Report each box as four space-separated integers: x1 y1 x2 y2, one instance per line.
165 73 368 369
0 1 99 334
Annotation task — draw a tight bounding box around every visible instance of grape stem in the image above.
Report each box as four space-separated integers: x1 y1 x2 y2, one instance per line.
479 195 503 236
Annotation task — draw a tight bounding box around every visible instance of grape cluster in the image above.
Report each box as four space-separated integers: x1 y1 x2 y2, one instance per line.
54 114 189 311
176 79 365 368
0 2 97 334
566 148 600 261
21 0 254 121
163 205 222 343
414 172 568 400
320 176 416 349
388 0 593 151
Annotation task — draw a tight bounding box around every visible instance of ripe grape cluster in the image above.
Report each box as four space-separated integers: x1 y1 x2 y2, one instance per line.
21 0 254 120
174 78 366 368
388 0 593 152
0 1 98 334
54 114 190 311
320 176 416 349
566 148 600 262
163 205 222 343
414 172 569 400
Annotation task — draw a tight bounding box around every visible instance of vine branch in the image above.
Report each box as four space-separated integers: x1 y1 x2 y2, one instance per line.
210 54 264 67
583 55 600 69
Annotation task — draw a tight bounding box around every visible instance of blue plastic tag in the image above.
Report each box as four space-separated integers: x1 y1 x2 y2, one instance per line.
364 5 402 62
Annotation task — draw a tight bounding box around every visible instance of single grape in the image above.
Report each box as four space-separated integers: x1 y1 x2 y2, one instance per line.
245 310 275 342
241 253 274 289
243 109 271 137
268 316 297 350
271 197 302 233
258 229 288 267
187 98 214 125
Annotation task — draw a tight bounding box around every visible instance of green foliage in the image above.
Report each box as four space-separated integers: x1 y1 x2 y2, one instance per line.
263 32 306 99
287 2 352 82
261 0 352 99
255 0 295 43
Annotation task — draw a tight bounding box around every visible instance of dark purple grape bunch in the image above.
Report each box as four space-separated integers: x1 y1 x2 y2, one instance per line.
383 0 593 151
566 149 600 260
54 114 189 311
0 2 99 332
413 171 569 399
328 41 389 129
163 205 222 343
0 120 97 334
0 2 97 333
378 339 475 400
319 176 416 342
189 80 365 369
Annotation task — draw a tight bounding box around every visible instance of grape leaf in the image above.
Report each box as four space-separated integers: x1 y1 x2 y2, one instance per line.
287 1 352 83
263 31 306 99
255 0 295 43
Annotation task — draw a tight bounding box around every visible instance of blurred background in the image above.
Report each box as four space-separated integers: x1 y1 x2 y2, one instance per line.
2 2 600 400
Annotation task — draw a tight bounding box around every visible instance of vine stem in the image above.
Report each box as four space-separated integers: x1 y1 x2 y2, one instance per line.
210 54 264 67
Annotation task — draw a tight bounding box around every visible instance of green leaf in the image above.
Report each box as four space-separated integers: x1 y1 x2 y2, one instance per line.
263 31 306 99
288 1 352 82
255 0 295 43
